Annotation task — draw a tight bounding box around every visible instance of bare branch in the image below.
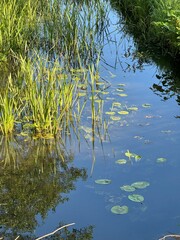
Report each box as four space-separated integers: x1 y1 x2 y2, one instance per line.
159 234 180 240
35 223 75 240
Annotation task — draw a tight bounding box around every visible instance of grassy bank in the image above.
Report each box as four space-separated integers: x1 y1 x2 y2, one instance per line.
110 0 180 57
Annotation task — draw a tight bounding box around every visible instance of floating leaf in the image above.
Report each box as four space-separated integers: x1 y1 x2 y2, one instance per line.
106 97 114 100
118 111 129 115
110 116 121 121
118 93 128 97
118 83 126 86
111 205 129 214
116 88 124 92
125 150 132 159
95 179 111 184
131 181 150 189
105 111 115 115
128 194 144 202
120 185 136 192
156 157 167 163
125 150 141 161
128 107 138 111
101 91 109 95
131 153 141 161
115 159 127 164
142 103 151 108
112 102 121 107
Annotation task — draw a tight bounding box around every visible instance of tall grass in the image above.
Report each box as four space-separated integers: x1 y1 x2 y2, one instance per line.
0 0 111 137
0 0 38 58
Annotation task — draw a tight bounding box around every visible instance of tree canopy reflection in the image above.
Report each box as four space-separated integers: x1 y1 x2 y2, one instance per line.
0 136 87 238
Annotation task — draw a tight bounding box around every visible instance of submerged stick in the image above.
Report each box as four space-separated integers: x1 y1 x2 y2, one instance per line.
35 223 75 240
159 234 180 240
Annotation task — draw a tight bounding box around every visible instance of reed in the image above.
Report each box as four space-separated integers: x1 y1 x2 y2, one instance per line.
0 0 111 138
0 75 20 135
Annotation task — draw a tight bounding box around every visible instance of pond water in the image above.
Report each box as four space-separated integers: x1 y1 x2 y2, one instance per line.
1 3 180 240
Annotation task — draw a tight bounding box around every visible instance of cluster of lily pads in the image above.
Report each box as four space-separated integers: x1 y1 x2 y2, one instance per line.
95 178 150 215
103 83 152 125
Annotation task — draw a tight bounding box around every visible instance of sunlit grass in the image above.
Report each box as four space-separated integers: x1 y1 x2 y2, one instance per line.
0 0 111 138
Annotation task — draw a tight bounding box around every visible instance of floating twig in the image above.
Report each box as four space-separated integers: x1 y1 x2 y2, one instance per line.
159 234 180 240
35 223 75 240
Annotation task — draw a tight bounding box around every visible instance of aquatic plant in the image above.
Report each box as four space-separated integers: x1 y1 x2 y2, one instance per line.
0 0 111 138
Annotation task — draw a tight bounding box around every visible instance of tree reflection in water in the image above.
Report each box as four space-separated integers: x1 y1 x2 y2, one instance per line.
0 136 92 239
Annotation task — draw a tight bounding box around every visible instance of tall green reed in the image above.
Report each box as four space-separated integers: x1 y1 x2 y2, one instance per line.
0 75 20 135
19 55 78 138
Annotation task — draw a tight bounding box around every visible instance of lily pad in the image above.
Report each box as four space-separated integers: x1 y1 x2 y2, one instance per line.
116 88 124 92
156 157 167 163
131 181 150 189
118 93 128 97
120 185 136 192
95 179 111 185
128 107 138 111
128 194 144 203
101 91 109 95
110 116 121 121
111 205 129 214
142 103 151 108
105 111 115 115
125 150 141 160
118 111 129 115
115 159 127 164
112 102 121 107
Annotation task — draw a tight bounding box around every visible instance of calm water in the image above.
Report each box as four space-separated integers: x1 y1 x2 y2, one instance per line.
1 6 180 240
35 9 180 240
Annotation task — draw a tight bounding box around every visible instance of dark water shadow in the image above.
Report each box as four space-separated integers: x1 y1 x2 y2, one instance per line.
0 135 93 239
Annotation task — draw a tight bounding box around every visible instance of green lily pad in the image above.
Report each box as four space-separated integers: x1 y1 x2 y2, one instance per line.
118 111 129 115
131 181 150 189
128 107 138 111
105 111 115 115
116 88 124 92
112 102 121 107
120 185 136 192
111 205 129 214
118 93 128 97
125 150 141 160
128 194 144 202
115 159 127 164
110 116 121 121
101 91 109 95
142 103 151 108
156 157 167 163
95 179 111 185
131 153 142 161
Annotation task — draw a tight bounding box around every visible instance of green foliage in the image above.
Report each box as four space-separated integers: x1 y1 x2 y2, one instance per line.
110 0 180 56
